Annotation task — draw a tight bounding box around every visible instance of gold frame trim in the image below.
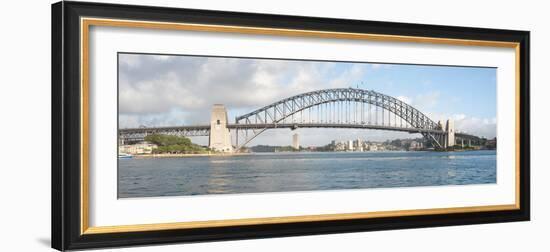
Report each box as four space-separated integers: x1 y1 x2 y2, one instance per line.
80 17 521 235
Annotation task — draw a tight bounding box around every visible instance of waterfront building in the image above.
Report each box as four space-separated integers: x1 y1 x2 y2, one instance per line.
334 141 346 151
409 140 424 150
353 138 362 151
485 137 497 149
370 144 378 151
347 140 354 151
119 141 158 155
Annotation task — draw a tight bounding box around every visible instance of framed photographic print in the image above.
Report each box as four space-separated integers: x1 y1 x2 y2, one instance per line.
52 1 530 250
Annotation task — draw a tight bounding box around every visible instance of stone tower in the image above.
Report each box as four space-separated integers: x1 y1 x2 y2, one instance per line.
446 119 455 147
209 104 233 152
292 133 300 150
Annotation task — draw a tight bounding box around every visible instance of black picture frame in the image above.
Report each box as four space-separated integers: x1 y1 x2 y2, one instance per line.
52 1 530 251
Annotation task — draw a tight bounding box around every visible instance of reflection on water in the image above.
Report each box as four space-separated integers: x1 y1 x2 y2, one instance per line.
118 150 496 198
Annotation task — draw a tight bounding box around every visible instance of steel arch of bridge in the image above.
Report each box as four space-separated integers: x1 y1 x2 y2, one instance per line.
234 88 445 149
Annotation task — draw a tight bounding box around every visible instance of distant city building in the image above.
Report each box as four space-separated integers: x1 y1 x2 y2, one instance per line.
369 144 378 151
409 141 418 150
353 138 363 152
325 137 427 152
363 143 370 151
292 133 300 150
119 141 157 155
485 137 497 149
333 140 346 151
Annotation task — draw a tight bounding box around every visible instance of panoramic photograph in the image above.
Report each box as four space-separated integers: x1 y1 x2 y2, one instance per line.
117 53 497 198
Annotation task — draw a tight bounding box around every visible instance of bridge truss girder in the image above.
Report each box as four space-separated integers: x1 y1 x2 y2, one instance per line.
118 127 210 144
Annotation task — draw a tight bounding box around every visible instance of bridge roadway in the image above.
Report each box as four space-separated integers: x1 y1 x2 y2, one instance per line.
119 123 480 140
119 123 442 135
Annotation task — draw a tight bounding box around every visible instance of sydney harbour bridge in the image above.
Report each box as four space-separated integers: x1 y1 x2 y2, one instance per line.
119 88 484 152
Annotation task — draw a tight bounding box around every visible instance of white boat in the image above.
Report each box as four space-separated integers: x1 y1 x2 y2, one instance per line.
118 153 133 159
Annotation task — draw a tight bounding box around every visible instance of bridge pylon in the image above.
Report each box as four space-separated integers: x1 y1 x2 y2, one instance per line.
209 104 233 152
446 119 455 147
426 119 455 149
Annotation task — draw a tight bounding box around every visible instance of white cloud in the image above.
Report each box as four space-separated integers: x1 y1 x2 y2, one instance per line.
152 55 172 61
119 54 369 127
396 95 412 104
413 91 440 109
453 116 497 139
394 91 440 112
426 112 496 139
328 64 368 89
118 54 142 69
371 64 393 70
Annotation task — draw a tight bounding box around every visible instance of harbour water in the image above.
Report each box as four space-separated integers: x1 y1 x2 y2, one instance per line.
118 150 496 198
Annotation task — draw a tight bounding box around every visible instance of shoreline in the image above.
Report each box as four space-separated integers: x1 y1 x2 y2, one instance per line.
133 152 251 158
128 148 494 158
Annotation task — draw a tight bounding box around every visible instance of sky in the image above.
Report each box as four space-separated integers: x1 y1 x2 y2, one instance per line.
118 53 497 146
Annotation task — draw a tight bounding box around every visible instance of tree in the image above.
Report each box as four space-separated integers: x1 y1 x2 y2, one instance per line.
144 134 206 154
145 134 192 146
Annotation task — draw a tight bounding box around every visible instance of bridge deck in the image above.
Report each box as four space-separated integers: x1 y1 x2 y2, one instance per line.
119 123 447 135
118 123 480 140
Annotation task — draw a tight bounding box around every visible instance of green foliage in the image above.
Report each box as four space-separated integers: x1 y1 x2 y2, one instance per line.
275 146 301 152
144 134 192 146
144 134 208 154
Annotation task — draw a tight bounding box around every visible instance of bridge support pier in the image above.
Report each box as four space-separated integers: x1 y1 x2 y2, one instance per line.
438 133 447 149
209 104 233 152
292 133 300 150
446 119 455 147
428 119 455 150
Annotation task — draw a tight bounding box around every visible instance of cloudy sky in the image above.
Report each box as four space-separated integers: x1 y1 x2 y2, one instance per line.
118 53 496 146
